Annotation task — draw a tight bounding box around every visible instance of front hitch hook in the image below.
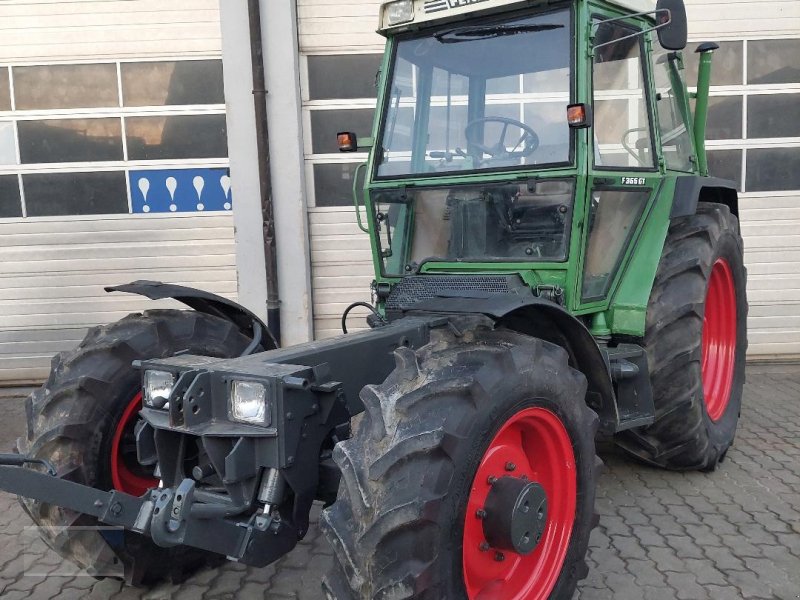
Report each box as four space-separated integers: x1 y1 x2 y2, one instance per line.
0 453 57 476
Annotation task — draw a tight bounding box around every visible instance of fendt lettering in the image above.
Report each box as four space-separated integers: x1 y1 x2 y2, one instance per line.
0 0 746 597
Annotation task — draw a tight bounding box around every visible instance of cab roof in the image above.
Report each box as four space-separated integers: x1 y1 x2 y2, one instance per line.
379 0 658 36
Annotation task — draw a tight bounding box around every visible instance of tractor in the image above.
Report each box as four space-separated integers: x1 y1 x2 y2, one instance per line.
0 0 747 598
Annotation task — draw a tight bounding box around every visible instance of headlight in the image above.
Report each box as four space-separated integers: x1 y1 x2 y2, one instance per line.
143 370 175 409
383 0 414 27
229 380 270 426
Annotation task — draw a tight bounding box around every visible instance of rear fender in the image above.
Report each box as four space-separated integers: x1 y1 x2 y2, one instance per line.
106 280 278 350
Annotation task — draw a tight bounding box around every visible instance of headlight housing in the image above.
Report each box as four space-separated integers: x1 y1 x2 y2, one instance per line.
382 0 414 27
143 370 175 409
229 380 270 426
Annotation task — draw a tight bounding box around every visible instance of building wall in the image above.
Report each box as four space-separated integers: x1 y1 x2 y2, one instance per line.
297 0 800 357
0 0 235 384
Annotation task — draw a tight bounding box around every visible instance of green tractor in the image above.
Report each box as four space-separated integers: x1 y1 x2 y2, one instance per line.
0 0 746 598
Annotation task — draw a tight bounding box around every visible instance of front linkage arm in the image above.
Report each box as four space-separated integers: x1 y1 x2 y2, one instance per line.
0 462 297 566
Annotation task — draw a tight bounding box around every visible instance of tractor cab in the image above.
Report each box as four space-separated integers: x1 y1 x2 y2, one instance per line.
341 0 702 320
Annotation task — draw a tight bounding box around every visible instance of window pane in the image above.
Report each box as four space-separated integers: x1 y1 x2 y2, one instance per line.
652 49 694 171
126 114 228 160
747 148 800 192
13 64 118 110
311 109 374 154
748 94 800 139
593 23 654 169
313 163 360 207
308 54 382 100
683 42 743 87
583 189 650 301
0 175 21 217
23 171 128 216
0 121 17 165
706 96 743 140
0 69 10 111
748 39 800 85
121 60 224 107
18 118 122 164
707 150 742 190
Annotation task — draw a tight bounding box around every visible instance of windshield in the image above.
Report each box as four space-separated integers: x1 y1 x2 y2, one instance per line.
373 179 575 276
377 8 573 178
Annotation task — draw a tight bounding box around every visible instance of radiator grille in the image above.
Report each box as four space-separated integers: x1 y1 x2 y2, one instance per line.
385 275 522 310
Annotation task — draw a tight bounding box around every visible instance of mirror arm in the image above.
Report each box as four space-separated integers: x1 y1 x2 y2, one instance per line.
592 9 671 50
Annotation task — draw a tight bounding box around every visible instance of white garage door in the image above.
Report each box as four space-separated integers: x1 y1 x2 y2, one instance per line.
0 0 238 384
298 0 800 357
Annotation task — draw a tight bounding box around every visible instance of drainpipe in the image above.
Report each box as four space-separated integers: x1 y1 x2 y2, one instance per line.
247 0 281 345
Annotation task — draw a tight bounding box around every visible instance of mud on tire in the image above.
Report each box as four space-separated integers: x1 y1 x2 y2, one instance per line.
16 309 253 586
320 319 600 599
617 202 748 471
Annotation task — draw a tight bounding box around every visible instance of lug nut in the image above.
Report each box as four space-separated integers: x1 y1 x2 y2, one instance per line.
487 476 497 485
494 551 505 562
505 462 516 472
479 542 490 552
475 509 487 519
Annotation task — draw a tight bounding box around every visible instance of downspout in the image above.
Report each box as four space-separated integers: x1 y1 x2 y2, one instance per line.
693 42 719 177
247 0 281 345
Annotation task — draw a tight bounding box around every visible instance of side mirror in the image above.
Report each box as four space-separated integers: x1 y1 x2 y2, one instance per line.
656 0 688 51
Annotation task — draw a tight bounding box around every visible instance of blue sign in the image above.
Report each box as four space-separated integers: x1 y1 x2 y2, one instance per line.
130 168 233 214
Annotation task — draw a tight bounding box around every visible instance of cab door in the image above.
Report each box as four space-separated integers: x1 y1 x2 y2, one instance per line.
577 13 661 310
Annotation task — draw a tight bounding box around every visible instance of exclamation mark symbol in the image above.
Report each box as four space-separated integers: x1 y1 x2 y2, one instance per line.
138 177 150 213
166 177 178 212
193 176 205 211
220 174 231 210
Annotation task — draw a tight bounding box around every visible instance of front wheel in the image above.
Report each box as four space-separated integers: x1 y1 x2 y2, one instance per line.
17 309 254 585
321 321 600 599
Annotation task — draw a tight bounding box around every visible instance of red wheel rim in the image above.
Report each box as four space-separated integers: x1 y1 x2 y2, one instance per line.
110 392 158 496
463 407 576 600
701 259 738 422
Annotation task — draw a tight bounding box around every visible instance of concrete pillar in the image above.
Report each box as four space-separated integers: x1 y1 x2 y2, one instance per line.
219 0 314 346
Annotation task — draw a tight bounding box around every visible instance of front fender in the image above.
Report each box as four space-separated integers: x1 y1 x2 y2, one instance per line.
106 280 277 350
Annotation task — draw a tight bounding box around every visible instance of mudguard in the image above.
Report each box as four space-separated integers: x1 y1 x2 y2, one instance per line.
405 294 619 434
106 280 278 350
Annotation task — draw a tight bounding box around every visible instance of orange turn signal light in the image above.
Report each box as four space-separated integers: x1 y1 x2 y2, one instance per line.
567 104 592 129
337 131 358 152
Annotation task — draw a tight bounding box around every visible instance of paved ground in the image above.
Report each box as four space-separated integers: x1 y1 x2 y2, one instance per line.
0 365 798 599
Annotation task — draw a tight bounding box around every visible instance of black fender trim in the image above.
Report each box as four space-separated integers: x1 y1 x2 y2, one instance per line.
106 280 278 350
672 176 739 219
406 295 618 434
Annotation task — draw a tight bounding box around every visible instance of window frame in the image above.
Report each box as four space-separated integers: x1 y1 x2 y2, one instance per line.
0 56 229 218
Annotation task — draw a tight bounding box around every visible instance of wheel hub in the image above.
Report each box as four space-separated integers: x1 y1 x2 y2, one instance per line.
483 476 548 555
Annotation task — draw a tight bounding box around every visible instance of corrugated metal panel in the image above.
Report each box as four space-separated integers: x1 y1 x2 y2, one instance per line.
687 0 800 39
740 194 800 357
298 0 384 53
308 208 373 339
0 213 236 384
0 0 221 62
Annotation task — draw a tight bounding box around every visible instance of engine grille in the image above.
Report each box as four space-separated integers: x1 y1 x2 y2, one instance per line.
385 275 524 311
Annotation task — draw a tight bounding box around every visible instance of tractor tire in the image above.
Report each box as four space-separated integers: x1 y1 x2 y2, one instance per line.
617 202 748 471
16 309 253 586
321 320 600 600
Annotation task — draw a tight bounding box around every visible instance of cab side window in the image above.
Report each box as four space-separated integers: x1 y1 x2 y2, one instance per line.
652 48 696 172
593 20 655 169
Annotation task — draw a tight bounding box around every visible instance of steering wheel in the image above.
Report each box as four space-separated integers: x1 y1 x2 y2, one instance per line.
464 117 540 162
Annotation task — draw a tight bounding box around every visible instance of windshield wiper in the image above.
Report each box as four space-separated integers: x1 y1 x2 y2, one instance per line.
434 23 563 43
407 257 447 274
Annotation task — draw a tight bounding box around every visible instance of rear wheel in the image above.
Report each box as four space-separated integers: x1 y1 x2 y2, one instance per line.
617 203 748 470
321 321 600 599
17 309 253 585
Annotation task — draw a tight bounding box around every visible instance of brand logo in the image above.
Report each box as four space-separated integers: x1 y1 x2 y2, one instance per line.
425 0 489 13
